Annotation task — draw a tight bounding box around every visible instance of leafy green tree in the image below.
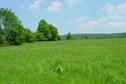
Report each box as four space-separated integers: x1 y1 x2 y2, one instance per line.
0 8 25 45
24 28 35 43
37 19 60 41
49 24 60 41
37 19 52 41
35 32 46 41
5 24 25 45
66 32 72 40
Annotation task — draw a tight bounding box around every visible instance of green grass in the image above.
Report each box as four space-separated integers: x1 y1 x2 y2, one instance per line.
0 38 126 84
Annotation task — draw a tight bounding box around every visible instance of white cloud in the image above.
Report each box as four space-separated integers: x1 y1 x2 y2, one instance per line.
76 14 126 32
27 0 43 11
106 22 126 28
104 3 114 14
98 16 113 23
77 15 126 31
78 21 98 30
104 3 126 14
65 0 81 7
74 16 88 23
117 3 126 13
76 2 126 31
47 1 62 12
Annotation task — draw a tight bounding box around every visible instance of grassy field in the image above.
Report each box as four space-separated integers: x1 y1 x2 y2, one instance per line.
0 38 126 84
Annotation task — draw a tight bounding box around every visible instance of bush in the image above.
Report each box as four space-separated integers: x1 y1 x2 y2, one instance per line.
36 32 47 41
0 28 5 44
84 36 88 39
5 25 25 45
66 32 72 40
24 28 35 43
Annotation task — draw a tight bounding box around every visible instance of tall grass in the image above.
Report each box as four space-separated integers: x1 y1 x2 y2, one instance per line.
0 38 126 84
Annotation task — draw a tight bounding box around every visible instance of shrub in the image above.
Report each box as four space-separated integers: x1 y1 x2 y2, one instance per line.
24 28 35 43
66 32 72 40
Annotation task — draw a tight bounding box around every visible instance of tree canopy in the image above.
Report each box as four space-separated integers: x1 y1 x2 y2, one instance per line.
37 19 60 41
0 8 25 45
0 8 61 46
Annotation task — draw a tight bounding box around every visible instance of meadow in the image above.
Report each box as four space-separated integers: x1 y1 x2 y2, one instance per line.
0 38 126 84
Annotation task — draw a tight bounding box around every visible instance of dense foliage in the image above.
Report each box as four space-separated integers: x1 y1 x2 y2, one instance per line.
0 26 5 44
24 28 35 43
0 8 60 46
0 8 25 45
37 19 60 41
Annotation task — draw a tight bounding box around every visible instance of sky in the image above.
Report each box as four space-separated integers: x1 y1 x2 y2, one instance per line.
0 0 126 35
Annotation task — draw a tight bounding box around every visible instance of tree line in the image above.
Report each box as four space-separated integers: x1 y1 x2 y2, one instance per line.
0 8 60 46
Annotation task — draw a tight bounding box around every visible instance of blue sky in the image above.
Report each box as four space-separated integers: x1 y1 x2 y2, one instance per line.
0 0 126 35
